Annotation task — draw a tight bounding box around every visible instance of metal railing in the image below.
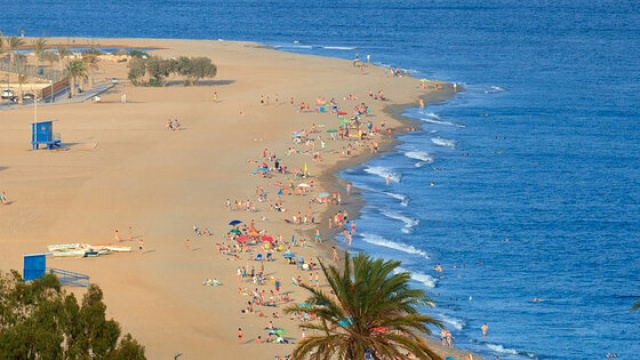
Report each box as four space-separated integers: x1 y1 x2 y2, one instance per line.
47 267 90 287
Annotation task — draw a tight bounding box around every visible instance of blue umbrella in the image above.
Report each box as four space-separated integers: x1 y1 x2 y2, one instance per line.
229 220 243 226
282 252 296 258
258 167 269 172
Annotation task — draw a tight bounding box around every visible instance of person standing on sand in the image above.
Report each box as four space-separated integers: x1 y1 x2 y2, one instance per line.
127 226 133 241
332 246 339 261
481 323 489 337
138 238 144 252
185 238 190 250
440 329 447 346
114 230 120 242
213 91 217 102
238 328 243 344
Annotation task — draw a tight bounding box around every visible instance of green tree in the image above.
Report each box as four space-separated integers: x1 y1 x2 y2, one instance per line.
7 36 24 68
285 253 443 360
57 46 71 72
65 59 87 98
17 73 27 105
82 53 100 88
33 37 48 68
145 56 172 86
0 270 146 359
190 57 217 85
175 56 193 85
127 57 147 85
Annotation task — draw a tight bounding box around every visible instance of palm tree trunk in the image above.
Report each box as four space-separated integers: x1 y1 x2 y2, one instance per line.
69 75 75 98
88 68 94 88
18 82 23 105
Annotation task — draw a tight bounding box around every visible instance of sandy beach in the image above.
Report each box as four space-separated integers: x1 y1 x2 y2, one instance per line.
0 38 481 360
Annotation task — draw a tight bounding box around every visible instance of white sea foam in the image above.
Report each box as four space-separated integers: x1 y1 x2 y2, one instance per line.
431 137 456 149
440 314 465 331
395 266 437 288
364 166 401 183
360 233 429 260
421 118 466 128
404 151 434 163
425 112 441 119
486 344 521 356
381 192 409 206
320 46 356 50
484 85 505 94
380 210 419 233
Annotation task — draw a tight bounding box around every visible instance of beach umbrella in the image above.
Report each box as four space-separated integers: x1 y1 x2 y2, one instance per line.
337 111 347 115
318 192 330 198
298 303 312 308
274 329 288 335
257 167 269 172
326 128 337 133
237 235 249 242
249 231 260 237
261 235 274 243
282 252 296 258
291 132 305 137
298 183 311 188
229 229 242 235
229 220 242 226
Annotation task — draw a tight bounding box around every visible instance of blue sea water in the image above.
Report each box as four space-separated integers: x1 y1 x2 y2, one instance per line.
4 1 639 359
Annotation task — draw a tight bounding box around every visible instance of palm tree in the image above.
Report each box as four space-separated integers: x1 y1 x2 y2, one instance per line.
285 253 443 360
65 60 87 98
17 74 27 105
82 54 99 89
57 46 70 72
7 36 24 68
33 37 47 69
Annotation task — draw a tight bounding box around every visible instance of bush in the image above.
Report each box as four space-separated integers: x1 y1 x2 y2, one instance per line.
112 49 128 56
82 48 105 56
129 50 149 59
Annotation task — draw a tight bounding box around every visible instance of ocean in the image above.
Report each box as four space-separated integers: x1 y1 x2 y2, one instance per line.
4 1 639 359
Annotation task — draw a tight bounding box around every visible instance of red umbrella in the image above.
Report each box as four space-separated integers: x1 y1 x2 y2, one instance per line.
337 111 348 115
261 235 274 243
237 235 250 242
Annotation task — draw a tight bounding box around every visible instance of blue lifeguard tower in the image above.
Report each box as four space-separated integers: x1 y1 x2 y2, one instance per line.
31 120 65 150
23 253 90 287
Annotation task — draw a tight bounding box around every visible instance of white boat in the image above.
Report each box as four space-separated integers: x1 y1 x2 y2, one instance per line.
104 245 132 252
52 249 87 257
47 243 81 252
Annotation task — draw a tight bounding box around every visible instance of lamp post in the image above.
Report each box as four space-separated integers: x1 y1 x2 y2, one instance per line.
49 80 53 103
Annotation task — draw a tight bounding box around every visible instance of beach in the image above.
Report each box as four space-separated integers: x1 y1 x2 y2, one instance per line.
0 38 480 360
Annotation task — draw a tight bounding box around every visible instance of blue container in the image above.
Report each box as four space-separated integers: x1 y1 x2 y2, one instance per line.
23 253 47 281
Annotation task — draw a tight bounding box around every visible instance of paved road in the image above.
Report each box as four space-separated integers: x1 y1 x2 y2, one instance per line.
0 82 114 111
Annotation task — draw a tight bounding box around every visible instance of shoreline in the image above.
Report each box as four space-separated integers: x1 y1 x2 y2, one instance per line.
0 37 482 360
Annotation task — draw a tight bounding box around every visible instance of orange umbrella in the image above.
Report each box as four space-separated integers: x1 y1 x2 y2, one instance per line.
261 235 274 243
237 235 250 242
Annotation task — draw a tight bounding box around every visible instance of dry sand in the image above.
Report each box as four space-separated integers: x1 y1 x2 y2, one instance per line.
0 38 481 360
